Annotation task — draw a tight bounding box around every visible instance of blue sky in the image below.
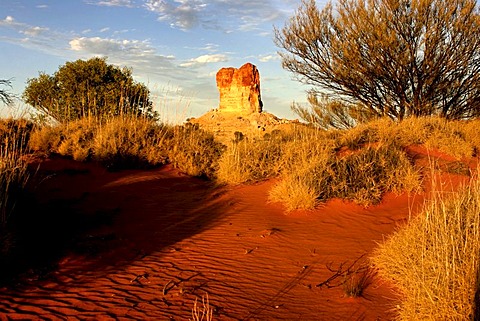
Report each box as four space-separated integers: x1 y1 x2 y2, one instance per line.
0 0 328 121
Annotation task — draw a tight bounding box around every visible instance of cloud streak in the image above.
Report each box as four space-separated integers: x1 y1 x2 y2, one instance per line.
180 54 228 67
85 0 134 7
144 0 289 33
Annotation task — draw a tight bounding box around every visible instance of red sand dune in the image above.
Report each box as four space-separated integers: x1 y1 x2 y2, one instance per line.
0 148 471 320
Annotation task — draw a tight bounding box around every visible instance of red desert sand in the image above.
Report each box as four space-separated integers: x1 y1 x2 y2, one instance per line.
0 147 472 320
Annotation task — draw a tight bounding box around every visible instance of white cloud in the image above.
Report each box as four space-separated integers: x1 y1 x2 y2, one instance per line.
36 4 48 9
180 54 228 67
69 37 155 56
22 26 49 37
145 0 206 30
259 54 279 63
99 27 110 33
144 0 287 32
1 16 50 37
85 0 134 7
67 36 191 81
1 16 16 26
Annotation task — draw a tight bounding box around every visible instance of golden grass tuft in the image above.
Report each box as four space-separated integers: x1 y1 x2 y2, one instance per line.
0 119 32 227
270 143 420 210
372 173 480 320
167 124 225 179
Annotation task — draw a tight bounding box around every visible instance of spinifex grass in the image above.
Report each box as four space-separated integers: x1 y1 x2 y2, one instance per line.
0 119 31 228
270 143 420 210
373 174 480 320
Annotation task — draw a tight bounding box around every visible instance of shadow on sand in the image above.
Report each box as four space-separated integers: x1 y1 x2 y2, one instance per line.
1 157 232 286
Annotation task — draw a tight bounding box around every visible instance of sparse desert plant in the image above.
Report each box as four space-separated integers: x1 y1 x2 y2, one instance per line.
316 254 374 298
342 265 374 298
191 295 213 321
373 173 480 320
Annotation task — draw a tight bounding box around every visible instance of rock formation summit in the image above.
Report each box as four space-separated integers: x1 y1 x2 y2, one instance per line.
188 63 297 143
216 62 262 114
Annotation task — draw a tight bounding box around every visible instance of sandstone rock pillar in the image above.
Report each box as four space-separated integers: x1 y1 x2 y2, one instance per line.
216 63 263 114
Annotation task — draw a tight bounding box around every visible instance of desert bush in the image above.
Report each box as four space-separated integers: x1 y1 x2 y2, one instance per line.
373 174 480 320
276 0 480 121
168 124 225 179
216 126 325 185
93 117 170 170
271 143 420 210
23 57 156 122
216 138 285 184
335 116 480 159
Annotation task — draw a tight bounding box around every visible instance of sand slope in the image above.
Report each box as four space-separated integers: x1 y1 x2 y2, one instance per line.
0 154 465 320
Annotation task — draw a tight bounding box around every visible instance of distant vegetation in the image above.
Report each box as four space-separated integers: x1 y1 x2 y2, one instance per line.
23 57 157 123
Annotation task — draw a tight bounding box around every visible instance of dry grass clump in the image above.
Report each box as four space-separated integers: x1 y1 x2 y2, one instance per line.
29 116 224 176
0 119 31 257
93 117 170 170
337 116 480 159
0 118 34 152
0 119 32 226
216 138 285 184
216 125 330 185
29 117 95 160
270 143 420 210
30 116 170 169
372 175 480 320
167 124 225 179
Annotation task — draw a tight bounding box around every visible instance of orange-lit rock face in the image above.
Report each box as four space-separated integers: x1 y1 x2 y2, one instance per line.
216 63 263 114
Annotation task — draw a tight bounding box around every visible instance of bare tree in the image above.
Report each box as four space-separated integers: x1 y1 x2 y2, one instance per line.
275 0 480 125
